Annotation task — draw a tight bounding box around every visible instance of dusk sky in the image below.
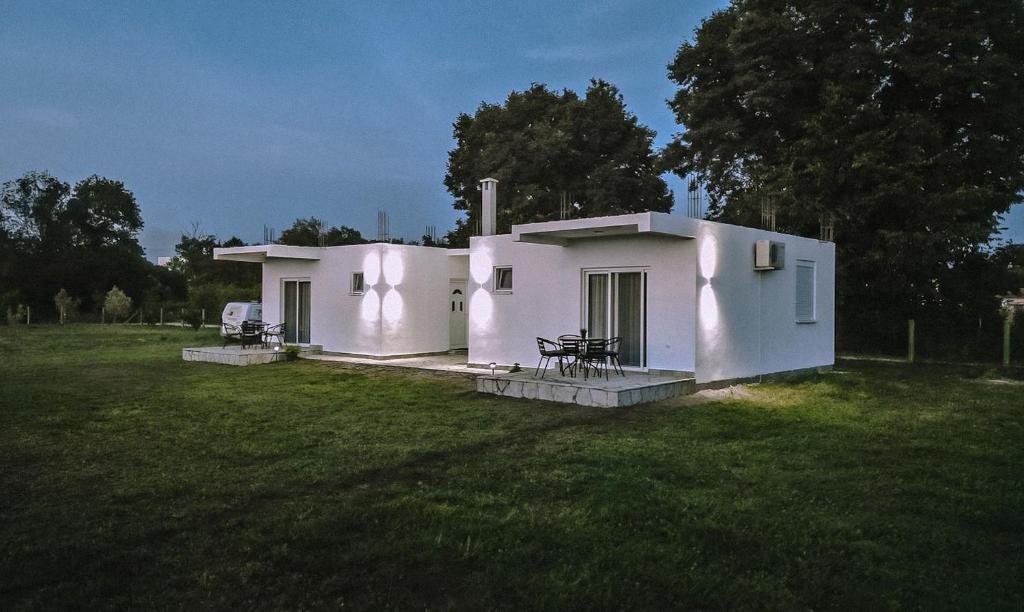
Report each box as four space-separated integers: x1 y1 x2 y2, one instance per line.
2 0 1020 259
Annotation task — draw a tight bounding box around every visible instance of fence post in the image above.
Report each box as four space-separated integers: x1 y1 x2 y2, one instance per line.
101 307 105 324
160 307 164 326
26 306 30 326
1004 316 1012 367
201 308 206 327
907 319 915 364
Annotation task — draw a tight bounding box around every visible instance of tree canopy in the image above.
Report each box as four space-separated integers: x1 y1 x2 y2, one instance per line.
278 217 368 247
666 0 1024 320
0 171 175 317
445 80 673 246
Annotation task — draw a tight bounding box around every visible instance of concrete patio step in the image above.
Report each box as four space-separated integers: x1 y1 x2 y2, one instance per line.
477 370 696 407
182 345 322 366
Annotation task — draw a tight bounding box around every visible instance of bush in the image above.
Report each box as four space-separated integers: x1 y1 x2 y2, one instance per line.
104 286 133 323
54 289 81 324
6 304 27 325
182 309 204 331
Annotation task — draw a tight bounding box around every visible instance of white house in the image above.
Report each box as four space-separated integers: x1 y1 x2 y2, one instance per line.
214 178 834 385
214 242 464 358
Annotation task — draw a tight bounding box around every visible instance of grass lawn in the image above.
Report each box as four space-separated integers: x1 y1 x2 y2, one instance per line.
1 324 1021 610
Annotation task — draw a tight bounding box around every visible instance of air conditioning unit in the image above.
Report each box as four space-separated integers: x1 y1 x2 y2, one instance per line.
754 240 785 271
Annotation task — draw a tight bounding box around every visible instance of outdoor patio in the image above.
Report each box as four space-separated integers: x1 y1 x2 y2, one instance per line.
477 369 695 407
182 344 321 366
303 351 491 375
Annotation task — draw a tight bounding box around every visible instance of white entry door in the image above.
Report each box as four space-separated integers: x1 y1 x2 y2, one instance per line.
449 280 467 349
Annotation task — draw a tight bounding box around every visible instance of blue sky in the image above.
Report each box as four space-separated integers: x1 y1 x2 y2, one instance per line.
1 0 1020 258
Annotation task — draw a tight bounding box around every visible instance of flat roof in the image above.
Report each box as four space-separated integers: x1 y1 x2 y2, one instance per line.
213 245 322 263
512 212 696 245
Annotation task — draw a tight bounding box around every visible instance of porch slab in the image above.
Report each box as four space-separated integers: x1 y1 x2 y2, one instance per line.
302 351 492 375
182 345 322 366
477 370 695 407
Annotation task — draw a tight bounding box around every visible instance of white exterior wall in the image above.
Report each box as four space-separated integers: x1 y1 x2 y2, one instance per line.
466 212 834 383
693 221 835 383
261 243 450 356
467 233 698 373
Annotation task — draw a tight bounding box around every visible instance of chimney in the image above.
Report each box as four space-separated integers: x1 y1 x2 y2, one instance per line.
480 177 498 236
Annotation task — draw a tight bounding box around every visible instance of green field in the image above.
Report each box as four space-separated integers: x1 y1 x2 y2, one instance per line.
1 325 1021 610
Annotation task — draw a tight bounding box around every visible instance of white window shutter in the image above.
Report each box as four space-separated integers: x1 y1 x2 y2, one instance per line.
796 262 815 322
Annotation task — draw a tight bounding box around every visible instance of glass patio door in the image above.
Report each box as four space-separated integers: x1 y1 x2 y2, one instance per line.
583 270 647 368
283 280 311 344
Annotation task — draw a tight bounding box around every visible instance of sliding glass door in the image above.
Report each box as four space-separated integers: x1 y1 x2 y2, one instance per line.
283 280 311 344
583 270 647 368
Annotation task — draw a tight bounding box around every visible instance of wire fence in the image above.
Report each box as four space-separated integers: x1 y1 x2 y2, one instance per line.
838 313 1023 366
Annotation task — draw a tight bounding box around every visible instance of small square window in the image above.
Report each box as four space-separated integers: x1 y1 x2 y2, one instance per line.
351 272 365 295
493 266 513 292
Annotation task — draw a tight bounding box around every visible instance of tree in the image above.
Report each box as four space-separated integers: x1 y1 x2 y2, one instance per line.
171 230 260 317
65 176 144 253
444 80 673 246
104 285 132 322
666 0 1024 326
0 171 155 316
54 288 80 323
0 171 70 244
277 217 368 247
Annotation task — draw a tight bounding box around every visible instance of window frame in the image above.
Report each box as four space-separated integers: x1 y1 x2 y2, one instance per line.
350 271 365 295
493 266 513 293
795 260 816 323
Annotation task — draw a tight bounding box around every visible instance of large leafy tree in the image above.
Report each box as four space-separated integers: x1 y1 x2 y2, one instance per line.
0 171 174 316
445 80 672 246
666 0 1024 323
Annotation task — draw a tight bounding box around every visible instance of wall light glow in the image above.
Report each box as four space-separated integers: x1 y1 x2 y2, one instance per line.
382 288 404 325
469 287 493 328
382 250 404 286
360 289 380 322
699 235 718 279
363 251 381 286
699 283 720 331
470 250 492 285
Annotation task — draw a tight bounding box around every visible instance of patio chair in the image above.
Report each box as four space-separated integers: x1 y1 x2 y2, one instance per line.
263 323 285 350
601 336 625 376
535 337 570 378
241 321 262 349
578 338 610 381
557 335 584 377
222 323 242 348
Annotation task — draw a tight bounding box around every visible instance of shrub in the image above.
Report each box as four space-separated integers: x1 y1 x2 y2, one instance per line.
182 309 204 330
104 286 133 323
6 304 27 325
54 289 81 324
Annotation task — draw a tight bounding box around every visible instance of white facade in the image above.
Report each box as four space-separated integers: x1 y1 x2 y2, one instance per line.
465 212 834 384
215 212 834 384
215 243 462 357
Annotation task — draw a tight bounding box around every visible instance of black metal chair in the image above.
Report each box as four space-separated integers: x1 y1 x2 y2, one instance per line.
222 323 242 348
578 338 609 380
557 335 584 377
241 321 262 349
263 323 285 349
535 337 570 378
601 336 625 376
